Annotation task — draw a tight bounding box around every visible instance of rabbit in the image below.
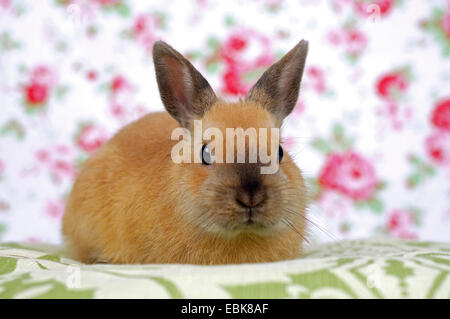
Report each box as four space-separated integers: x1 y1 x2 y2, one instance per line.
62 39 309 264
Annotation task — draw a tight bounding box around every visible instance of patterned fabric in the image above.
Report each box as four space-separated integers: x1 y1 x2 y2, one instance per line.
0 239 449 298
1 1 450 244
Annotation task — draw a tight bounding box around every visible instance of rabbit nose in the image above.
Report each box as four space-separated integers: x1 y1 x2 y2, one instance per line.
235 181 266 208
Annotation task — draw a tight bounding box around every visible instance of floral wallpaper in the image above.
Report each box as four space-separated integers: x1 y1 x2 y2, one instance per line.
0 0 449 245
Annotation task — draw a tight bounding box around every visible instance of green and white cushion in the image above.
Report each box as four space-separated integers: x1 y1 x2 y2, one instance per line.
0 238 449 298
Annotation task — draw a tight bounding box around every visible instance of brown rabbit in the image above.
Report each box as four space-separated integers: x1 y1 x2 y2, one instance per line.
62 39 309 264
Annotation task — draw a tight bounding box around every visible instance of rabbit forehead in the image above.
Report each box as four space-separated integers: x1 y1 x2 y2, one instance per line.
202 101 276 131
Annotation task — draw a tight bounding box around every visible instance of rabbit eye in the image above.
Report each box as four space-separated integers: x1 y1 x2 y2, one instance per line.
201 144 213 165
278 145 284 162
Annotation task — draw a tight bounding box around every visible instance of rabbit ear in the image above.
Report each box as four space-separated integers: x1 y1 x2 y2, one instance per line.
153 40 217 127
245 40 308 125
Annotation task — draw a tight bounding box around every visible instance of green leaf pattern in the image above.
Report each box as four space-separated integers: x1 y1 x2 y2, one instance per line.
0 239 449 298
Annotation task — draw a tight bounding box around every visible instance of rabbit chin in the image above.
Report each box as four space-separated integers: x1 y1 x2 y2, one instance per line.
200 216 285 238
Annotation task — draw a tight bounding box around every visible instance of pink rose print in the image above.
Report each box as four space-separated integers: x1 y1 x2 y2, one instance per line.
86 70 98 81
0 0 22 16
442 8 450 39
344 29 368 55
319 151 378 201
220 30 275 96
318 190 353 218
26 237 41 243
425 130 450 166
107 74 138 122
131 13 161 53
386 209 418 239
220 31 273 69
353 0 395 19
376 71 409 102
76 124 109 153
44 199 66 220
22 65 58 109
422 98 450 168
24 82 48 106
220 33 247 65
222 66 248 96
0 0 10 9
34 145 77 184
56 0 131 19
30 65 58 87
291 99 305 116
110 75 130 110
110 75 130 93
93 0 120 5
375 68 412 130
376 101 412 131
421 6 450 57
328 26 368 61
311 125 385 214
305 66 327 94
281 136 297 151
431 98 450 132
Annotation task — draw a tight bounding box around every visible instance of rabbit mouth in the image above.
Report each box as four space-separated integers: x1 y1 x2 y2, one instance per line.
236 207 265 227
244 218 255 225
241 216 260 228
233 211 275 233
206 216 279 237
242 208 257 224
232 222 267 234
197 205 279 236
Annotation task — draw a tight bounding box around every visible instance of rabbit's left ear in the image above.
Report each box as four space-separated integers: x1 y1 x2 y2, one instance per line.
153 40 217 128
245 40 308 125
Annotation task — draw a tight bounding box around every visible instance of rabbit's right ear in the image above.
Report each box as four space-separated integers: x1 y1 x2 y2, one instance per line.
245 40 308 126
153 40 217 127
